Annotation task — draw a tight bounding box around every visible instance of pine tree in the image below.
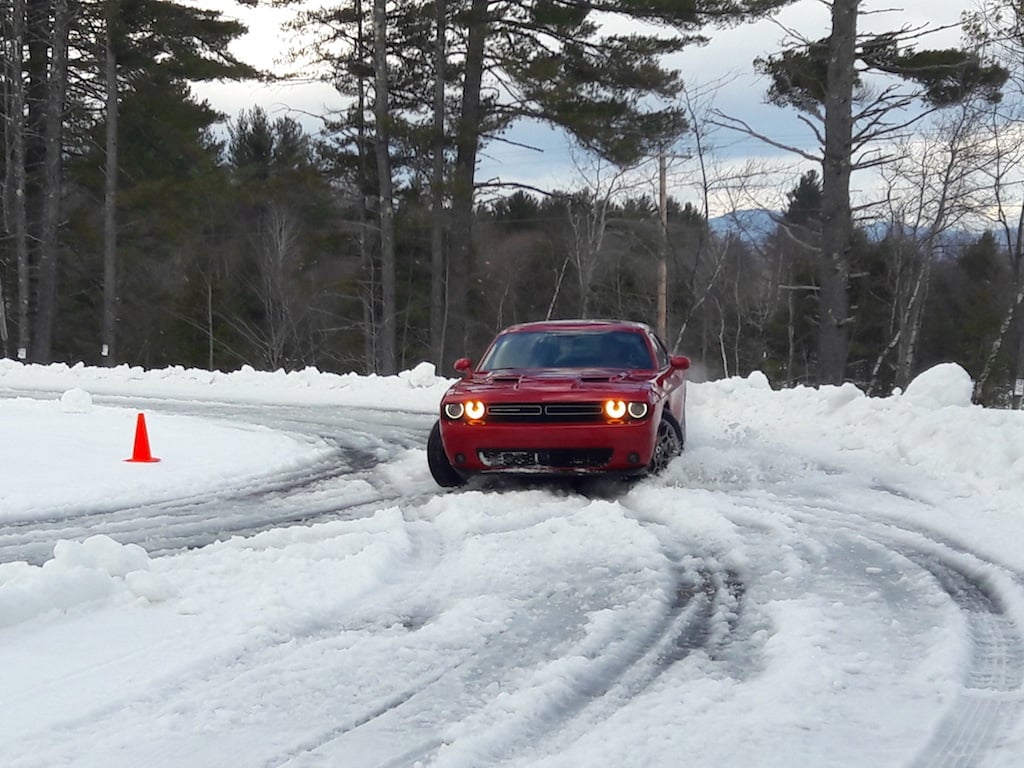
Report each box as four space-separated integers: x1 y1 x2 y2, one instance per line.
95 0 256 364
296 0 797 369
752 5 1006 384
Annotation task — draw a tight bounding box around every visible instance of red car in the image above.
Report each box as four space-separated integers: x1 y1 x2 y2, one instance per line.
427 319 690 487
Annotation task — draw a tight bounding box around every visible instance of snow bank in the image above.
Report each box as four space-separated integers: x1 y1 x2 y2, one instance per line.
689 363 1024 495
0 358 452 410
0 535 169 628
4 357 1022 502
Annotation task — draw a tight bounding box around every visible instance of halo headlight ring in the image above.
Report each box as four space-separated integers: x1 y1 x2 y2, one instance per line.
604 400 627 419
443 402 465 420
627 401 649 419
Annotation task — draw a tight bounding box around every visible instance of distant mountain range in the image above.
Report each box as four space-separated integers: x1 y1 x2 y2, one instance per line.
708 208 985 250
708 209 780 241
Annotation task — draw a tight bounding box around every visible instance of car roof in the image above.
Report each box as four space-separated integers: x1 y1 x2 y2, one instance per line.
500 319 651 334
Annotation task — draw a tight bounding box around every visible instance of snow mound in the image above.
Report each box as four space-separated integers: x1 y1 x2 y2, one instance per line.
0 535 168 629
745 370 772 390
53 534 150 577
902 363 974 408
401 361 442 388
59 387 93 413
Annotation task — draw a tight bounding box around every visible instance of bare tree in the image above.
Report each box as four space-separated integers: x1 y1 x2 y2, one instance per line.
667 80 790 360
223 205 310 369
972 105 1024 403
562 154 644 319
868 103 992 392
965 0 1024 404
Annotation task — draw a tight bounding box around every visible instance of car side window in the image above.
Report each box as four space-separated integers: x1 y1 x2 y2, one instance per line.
648 332 670 369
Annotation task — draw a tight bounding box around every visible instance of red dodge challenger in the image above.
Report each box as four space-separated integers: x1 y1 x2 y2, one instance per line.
427 319 691 487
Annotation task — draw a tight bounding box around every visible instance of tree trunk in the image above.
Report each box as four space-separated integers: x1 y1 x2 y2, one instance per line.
895 258 931 388
206 277 214 370
567 195 609 320
102 5 118 365
975 285 1024 404
31 0 70 362
817 0 859 384
5 0 29 358
0 271 7 357
446 0 488 365
429 0 447 369
658 152 668 339
353 0 376 372
22 0 49 360
373 0 397 375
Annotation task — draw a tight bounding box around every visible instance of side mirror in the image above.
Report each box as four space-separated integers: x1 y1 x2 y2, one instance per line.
670 355 691 371
453 357 473 375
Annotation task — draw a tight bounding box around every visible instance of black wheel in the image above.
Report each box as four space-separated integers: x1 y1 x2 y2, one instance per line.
647 410 683 475
427 421 467 488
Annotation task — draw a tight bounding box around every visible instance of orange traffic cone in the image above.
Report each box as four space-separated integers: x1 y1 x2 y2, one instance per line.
125 412 161 463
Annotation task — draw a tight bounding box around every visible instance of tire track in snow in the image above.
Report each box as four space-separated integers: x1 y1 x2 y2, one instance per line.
749 491 1024 768
896 547 1024 768
402 562 743 766
0 445 386 565
0 398 436 565
4 515 448 768
261 525 744 768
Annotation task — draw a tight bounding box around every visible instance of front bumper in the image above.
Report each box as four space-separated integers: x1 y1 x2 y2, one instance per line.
439 418 658 474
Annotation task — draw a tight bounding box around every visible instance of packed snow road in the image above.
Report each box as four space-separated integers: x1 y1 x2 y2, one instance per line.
0 392 436 565
2 362 1024 767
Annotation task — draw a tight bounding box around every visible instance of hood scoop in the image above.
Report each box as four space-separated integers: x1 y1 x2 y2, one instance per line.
481 369 627 389
490 374 523 385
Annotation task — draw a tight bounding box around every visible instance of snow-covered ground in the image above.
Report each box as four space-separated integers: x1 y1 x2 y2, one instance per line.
1 358 1023 767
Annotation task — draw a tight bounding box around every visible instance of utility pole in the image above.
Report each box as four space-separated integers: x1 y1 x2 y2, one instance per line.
657 151 668 340
0 274 7 357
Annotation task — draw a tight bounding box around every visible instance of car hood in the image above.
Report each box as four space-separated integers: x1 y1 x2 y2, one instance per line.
445 369 655 399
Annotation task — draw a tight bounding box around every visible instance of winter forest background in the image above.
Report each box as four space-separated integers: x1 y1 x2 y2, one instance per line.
3 0 1024 404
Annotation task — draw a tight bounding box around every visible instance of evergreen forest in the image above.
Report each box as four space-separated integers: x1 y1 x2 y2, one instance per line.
3 0 1024 405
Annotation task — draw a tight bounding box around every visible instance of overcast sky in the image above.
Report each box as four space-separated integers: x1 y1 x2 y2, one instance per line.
195 0 977 215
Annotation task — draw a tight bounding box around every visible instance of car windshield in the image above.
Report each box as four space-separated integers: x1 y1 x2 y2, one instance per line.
479 330 654 371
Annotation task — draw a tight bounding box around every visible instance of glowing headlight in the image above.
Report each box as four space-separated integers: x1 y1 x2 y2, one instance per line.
465 400 486 420
627 402 649 419
604 400 627 419
444 402 465 419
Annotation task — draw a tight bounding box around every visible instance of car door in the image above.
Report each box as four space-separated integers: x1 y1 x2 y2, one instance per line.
649 331 687 421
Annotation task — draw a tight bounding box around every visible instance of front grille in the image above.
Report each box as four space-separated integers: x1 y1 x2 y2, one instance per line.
485 402 604 423
478 448 613 469
487 404 542 417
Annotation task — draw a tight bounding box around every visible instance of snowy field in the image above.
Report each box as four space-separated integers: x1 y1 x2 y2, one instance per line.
1 358 1023 767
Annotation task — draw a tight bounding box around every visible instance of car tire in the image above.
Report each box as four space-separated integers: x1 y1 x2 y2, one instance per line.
427 421 467 488
647 410 683 475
